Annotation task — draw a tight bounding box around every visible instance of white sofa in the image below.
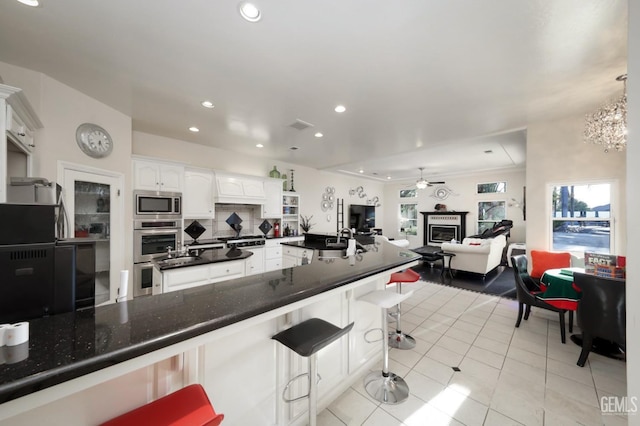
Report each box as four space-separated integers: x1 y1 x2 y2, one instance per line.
440 234 507 277
377 235 410 248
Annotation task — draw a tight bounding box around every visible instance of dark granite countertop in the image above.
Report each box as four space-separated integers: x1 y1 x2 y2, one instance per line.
0 241 419 404
153 247 253 270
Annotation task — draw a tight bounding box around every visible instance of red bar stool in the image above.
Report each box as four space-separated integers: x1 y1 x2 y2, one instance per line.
100 384 224 426
387 268 420 350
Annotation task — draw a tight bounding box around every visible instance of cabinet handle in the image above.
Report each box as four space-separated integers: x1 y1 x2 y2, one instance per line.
18 132 26 137
28 144 35 148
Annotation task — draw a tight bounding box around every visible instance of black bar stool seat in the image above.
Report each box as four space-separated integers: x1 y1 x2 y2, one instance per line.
272 318 354 426
272 318 354 357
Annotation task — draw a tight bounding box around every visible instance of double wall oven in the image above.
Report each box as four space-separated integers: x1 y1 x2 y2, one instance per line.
133 191 182 297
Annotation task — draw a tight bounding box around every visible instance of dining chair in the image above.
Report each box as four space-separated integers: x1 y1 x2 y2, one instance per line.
573 272 626 367
511 255 572 343
529 250 571 283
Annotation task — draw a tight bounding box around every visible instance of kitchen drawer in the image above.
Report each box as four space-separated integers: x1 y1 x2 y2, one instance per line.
266 246 282 259
209 260 245 281
265 258 282 271
164 264 210 291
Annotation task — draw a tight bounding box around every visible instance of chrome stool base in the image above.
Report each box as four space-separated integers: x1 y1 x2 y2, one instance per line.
364 371 410 404
388 332 416 350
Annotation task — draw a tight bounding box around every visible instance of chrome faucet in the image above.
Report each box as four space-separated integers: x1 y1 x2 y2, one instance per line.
338 228 353 243
339 228 357 256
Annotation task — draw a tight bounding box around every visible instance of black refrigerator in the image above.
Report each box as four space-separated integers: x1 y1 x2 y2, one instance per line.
0 204 76 323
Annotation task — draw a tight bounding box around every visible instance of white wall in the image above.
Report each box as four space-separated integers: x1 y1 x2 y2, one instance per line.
133 131 383 235
526 115 627 255
0 60 134 293
382 169 526 247
626 1 639 422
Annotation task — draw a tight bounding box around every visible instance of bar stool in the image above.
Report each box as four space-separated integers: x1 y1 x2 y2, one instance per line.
100 384 224 426
387 268 420 350
272 318 354 426
358 288 414 404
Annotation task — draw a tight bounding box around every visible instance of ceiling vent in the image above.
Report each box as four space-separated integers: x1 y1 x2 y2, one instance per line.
289 119 314 130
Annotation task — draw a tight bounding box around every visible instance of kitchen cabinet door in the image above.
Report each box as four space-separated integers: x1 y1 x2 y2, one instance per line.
244 248 265 275
184 169 214 218
261 179 282 218
133 160 184 192
159 165 183 192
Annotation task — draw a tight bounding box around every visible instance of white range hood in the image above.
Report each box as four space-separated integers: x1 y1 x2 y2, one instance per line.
214 172 266 205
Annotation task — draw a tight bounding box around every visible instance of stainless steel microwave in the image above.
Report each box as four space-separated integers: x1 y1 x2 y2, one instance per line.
134 190 182 219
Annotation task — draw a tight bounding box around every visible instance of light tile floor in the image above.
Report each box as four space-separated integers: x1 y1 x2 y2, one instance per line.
319 282 627 426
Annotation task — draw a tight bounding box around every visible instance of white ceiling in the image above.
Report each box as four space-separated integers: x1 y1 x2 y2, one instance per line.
0 0 627 183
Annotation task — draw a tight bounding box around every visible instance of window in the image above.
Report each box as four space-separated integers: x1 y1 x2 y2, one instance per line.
399 203 418 236
399 189 417 198
551 183 612 253
477 182 506 194
477 201 506 234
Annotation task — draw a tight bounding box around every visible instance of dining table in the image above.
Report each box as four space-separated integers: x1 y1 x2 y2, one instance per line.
540 267 625 360
537 267 585 310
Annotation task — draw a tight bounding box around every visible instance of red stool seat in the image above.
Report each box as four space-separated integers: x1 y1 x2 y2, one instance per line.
100 384 224 426
388 268 420 284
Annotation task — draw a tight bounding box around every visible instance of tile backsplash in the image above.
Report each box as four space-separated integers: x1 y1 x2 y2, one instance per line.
183 204 277 242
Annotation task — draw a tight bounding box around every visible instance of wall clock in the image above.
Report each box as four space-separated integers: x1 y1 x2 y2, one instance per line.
76 123 113 158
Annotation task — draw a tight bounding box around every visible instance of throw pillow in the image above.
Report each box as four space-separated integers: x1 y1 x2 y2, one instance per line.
530 250 571 278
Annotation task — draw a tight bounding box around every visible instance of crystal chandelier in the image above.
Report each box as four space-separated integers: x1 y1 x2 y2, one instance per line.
584 74 627 153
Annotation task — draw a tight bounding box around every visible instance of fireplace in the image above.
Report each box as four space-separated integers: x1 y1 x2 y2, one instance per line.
420 211 468 246
430 225 457 243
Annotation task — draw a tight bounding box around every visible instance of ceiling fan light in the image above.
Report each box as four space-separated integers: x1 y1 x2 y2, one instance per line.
416 180 428 190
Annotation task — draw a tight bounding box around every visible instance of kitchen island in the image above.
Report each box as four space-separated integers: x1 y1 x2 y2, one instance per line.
0 238 420 425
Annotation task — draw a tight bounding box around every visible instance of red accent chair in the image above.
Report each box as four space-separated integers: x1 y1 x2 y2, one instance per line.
100 384 224 426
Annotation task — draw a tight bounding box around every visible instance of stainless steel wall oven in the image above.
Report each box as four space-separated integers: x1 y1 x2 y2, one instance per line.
133 218 182 297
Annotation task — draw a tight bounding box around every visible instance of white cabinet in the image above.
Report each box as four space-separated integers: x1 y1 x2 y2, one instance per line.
282 243 313 267
184 169 214 218
6 105 36 152
214 172 266 204
1 83 43 202
154 259 246 294
261 178 282 218
133 160 184 192
244 247 265 275
265 240 282 272
282 194 300 235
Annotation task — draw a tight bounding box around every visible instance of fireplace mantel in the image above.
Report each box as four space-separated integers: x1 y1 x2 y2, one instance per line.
420 211 469 246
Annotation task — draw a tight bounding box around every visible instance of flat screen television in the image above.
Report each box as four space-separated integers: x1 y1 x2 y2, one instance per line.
349 204 375 232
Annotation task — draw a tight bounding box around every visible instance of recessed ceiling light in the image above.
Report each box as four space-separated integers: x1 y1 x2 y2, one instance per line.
201 101 215 109
16 0 39 6
387 176 391 180
239 2 261 22
335 105 346 113
189 127 200 132
314 132 323 138
359 169 364 174
256 143 264 148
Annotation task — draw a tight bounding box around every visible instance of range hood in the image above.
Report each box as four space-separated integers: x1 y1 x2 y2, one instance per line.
214 172 266 205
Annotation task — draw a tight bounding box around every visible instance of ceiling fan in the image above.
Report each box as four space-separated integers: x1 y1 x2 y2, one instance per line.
415 167 445 189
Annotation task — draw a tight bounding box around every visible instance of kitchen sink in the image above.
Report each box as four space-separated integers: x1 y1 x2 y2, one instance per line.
316 245 367 259
155 255 202 268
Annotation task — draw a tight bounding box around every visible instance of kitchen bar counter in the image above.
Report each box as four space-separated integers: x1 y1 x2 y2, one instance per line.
0 239 420 406
153 247 253 270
